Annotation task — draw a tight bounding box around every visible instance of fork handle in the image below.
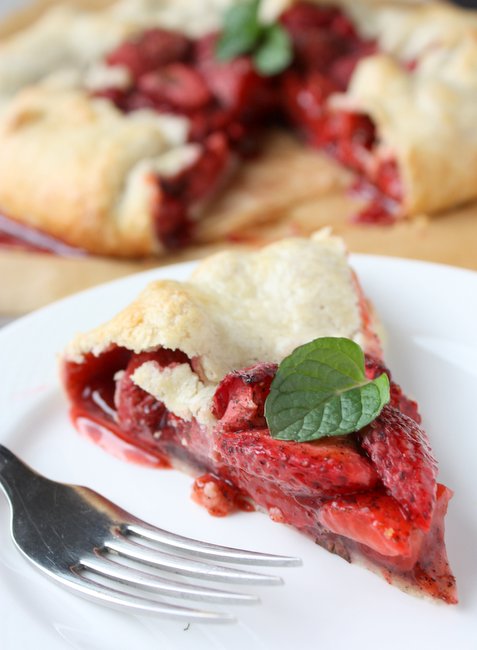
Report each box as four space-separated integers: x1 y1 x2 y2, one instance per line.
0 444 38 504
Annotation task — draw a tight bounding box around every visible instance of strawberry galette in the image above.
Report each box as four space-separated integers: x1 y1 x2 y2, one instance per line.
62 232 457 603
0 0 477 256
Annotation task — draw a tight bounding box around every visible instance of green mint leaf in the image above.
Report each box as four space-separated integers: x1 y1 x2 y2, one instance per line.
265 337 390 442
216 0 262 61
253 24 293 75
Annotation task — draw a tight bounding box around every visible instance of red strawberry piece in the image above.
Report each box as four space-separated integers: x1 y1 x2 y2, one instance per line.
352 195 399 226
106 28 191 79
212 362 278 431
329 53 365 90
360 405 438 531
92 87 128 107
158 131 231 206
374 158 403 202
280 3 340 33
116 349 189 438
195 34 274 115
318 490 425 558
138 64 212 111
122 90 157 113
291 29 345 71
365 355 421 423
313 110 376 170
322 111 375 149
205 57 265 111
153 194 188 249
216 428 379 497
188 106 235 141
154 132 231 247
281 70 338 134
329 12 359 39
182 131 231 203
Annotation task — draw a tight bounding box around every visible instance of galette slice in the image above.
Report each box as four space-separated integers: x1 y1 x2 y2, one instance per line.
61 232 456 603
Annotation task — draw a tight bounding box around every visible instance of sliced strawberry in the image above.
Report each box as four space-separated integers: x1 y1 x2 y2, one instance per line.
331 39 377 87
183 131 231 203
292 29 345 72
364 356 421 423
216 428 379 497
195 35 276 117
373 158 403 203
318 111 376 169
361 405 438 531
212 363 277 431
154 132 231 247
280 3 340 33
329 12 359 39
318 490 425 558
106 28 191 79
138 64 212 112
281 70 338 134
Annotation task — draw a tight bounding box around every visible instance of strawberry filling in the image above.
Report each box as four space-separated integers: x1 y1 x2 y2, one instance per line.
95 27 277 249
62 346 456 603
279 3 402 222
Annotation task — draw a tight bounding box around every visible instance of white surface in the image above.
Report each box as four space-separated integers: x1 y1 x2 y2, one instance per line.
0 255 476 650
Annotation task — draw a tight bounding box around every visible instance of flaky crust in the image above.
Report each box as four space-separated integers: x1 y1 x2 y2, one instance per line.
0 86 201 256
335 0 477 215
64 233 366 383
275 0 477 215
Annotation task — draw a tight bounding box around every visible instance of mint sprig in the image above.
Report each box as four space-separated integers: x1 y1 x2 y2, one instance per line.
265 338 390 442
216 0 292 76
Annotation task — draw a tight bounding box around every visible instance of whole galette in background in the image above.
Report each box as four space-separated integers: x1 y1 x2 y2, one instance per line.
0 0 476 256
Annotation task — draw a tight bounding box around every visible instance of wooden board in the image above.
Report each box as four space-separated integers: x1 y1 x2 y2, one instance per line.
1 0 476 316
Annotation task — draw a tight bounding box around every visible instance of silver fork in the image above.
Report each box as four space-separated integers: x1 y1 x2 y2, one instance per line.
0 444 300 623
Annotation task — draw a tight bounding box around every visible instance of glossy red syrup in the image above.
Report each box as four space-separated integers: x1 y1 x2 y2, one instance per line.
63 345 457 603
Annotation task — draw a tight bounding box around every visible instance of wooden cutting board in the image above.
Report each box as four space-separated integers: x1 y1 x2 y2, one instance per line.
2 0 476 316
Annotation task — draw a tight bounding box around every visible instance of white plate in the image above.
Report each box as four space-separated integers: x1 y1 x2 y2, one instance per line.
1 255 476 650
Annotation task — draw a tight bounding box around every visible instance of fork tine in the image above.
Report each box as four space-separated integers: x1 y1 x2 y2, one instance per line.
63 569 235 622
105 537 283 585
126 522 302 566
81 555 259 604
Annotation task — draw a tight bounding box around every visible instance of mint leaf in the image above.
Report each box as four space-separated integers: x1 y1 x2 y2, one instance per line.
216 0 262 61
265 338 390 442
253 24 292 75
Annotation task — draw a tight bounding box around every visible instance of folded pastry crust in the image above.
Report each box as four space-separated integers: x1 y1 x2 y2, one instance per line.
65 232 369 385
0 0 476 255
338 0 477 215
0 86 198 256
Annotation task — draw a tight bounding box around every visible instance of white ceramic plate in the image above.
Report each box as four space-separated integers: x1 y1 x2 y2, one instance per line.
1 256 476 650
